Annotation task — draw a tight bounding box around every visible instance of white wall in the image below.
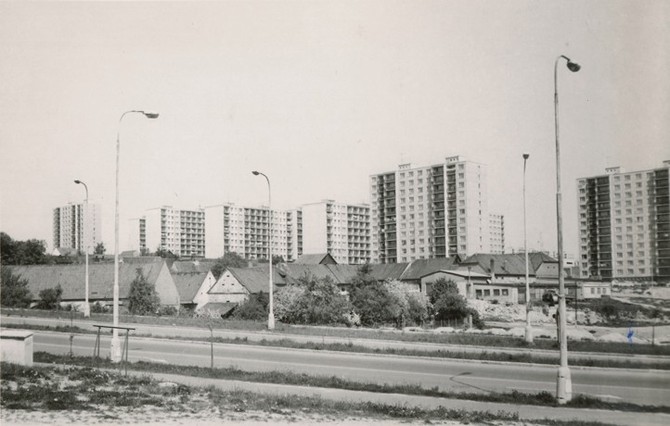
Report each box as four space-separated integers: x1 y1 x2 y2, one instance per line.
301 203 328 254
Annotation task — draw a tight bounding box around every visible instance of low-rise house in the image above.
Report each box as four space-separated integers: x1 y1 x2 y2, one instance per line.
205 266 290 305
420 270 491 297
172 271 216 309
5 259 180 310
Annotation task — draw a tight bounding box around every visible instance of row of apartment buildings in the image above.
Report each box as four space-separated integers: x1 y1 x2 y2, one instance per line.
52 156 670 282
53 156 505 264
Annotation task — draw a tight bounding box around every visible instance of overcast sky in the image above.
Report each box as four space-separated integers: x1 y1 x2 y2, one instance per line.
1 0 669 256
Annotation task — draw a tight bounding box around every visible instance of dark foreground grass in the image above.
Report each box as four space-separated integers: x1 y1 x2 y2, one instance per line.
2 362 614 426
33 352 669 414
7 322 667 370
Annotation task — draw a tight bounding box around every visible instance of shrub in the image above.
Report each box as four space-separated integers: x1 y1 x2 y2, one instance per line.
290 274 352 325
37 285 63 310
157 306 179 316
90 302 110 313
274 285 305 323
350 282 398 327
1 267 33 308
127 268 160 315
233 293 267 321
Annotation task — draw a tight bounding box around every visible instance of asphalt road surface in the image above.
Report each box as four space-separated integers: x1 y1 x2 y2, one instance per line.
33 331 670 406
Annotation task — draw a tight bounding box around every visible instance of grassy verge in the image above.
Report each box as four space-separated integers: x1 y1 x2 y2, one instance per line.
33 353 669 414
7 323 669 370
1 362 614 426
4 307 669 357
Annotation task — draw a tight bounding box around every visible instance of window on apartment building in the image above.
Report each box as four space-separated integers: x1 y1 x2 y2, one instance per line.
484 289 491 296
493 289 500 296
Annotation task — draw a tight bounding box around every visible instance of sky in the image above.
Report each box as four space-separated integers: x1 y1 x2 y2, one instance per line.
1 0 669 256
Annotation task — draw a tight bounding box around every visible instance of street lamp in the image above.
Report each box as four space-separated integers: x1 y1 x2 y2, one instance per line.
112 110 159 362
74 179 91 318
554 55 580 403
522 154 532 344
252 170 275 330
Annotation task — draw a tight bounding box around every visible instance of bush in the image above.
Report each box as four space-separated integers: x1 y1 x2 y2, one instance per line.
274 285 305 322
233 293 267 321
127 268 160 315
37 285 63 310
157 306 179 316
90 302 110 313
350 282 398 327
1 267 33 308
289 274 352 325
407 293 430 326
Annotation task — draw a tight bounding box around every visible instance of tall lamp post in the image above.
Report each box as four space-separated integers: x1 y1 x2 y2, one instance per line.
112 110 159 362
252 170 275 330
554 55 580 403
522 154 532 343
74 179 91 318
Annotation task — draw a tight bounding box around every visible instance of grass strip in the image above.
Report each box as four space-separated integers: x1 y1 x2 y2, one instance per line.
4 307 669 356
34 352 669 414
8 323 669 370
1 362 614 425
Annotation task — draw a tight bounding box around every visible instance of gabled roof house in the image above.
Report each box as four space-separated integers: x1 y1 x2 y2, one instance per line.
6 259 180 307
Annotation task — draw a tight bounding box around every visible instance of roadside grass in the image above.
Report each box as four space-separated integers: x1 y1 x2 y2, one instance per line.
5 322 669 370
33 353 670 414
3 309 670 357
5 307 670 356
1 362 613 426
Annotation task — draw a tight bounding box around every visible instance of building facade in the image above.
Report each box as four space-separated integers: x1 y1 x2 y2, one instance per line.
577 161 670 282
53 202 102 254
301 200 371 264
489 213 505 254
204 203 297 261
370 156 496 263
133 206 205 257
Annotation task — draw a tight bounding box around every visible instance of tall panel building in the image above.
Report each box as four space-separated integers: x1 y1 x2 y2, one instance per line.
301 200 371 264
577 161 670 282
370 156 494 263
204 204 297 261
489 213 505 254
135 206 205 257
53 202 102 254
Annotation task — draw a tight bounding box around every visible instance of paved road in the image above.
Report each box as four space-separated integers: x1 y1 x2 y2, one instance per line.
4 315 669 366
33 331 670 406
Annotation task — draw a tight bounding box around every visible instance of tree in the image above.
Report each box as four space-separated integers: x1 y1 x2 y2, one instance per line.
289 274 352 325
0 267 33 308
0 233 47 265
428 278 459 305
350 282 399 327
233 292 268 321
94 242 106 255
211 252 247 279
274 284 306 322
407 292 430 325
127 268 160 315
155 247 178 260
38 285 63 310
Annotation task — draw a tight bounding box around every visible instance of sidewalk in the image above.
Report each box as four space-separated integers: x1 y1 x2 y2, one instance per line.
93 366 670 426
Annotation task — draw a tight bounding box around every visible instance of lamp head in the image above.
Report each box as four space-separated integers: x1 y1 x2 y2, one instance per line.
74 179 81 184
142 111 160 119
252 171 260 176
566 61 581 72
523 154 529 160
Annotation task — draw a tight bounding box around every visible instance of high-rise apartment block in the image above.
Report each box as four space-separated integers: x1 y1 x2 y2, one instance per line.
577 161 670 282
489 213 505 254
204 204 299 261
370 156 495 263
53 202 102 254
301 200 371 264
133 206 205 257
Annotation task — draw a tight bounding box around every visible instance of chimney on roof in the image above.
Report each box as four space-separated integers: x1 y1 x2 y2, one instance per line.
489 258 495 280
